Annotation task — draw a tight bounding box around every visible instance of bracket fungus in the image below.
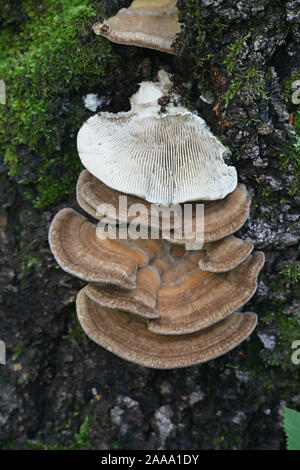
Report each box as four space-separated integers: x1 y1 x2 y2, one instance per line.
85 255 174 319
49 206 264 337
76 288 258 369
49 62 265 367
76 169 180 231
147 251 264 335
77 170 251 244
93 0 181 54
168 183 251 244
198 235 254 273
49 198 264 367
77 71 237 205
48 207 169 289
81 248 264 335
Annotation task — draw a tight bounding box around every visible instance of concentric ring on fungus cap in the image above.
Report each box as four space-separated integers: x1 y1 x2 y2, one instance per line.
83 249 264 334
76 170 182 231
84 254 173 319
147 251 265 335
197 235 254 272
49 205 261 332
76 287 258 369
76 171 251 243
48 207 169 289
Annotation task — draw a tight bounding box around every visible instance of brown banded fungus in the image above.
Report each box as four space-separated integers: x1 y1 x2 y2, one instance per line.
166 184 252 245
76 170 251 244
49 60 264 367
198 235 254 273
48 207 169 289
85 255 173 319
76 287 258 369
49 207 263 336
93 0 181 54
83 249 264 335
76 169 181 231
147 251 264 335
77 71 237 205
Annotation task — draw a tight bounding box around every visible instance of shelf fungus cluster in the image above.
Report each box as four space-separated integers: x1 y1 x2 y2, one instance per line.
49 70 265 368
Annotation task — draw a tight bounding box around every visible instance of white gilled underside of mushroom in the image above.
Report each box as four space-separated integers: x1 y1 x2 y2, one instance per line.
77 71 237 205
49 69 265 368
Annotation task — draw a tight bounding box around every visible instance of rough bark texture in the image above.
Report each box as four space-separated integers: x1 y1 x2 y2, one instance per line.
0 0 299 450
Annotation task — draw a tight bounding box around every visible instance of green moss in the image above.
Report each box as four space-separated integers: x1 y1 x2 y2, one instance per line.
4 147 18 177
222 31 252 76
212 435 226 450
69 416 96 450
249 260 299 382
12 341 27 362
0 438 14 450
180 1 206 53
246 322 300 400
294 110 300 135
249 196 259 215
22 441 46 450
280 262 300 286
259 311 300 371
178 1 274 113
240 257 300 393
24 416 96 450
224 65 268 108
282 70 300 186
0 0 119 208
176 0 225 80
278 70 300 199
220 31 269 107
20 152 83 209
112 441 120 450
278 136 300 196
15 217 42 279
26 255 39 268
256 184 282 220
283 70 300 107
279 136 300 171
62 311 84 340
261 185 276 204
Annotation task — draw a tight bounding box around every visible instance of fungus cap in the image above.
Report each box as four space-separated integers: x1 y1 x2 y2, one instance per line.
77 71 237 205
48 208 169 289
93 0 180 54
76 287 258 369
77 172 250 243
76 170 182 230
198 235 254 272
84 254 173 319
148 251 265 335
86 249 264 334
166 183 251 244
